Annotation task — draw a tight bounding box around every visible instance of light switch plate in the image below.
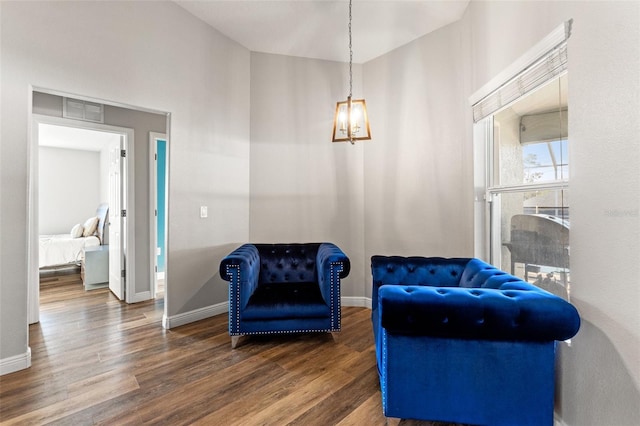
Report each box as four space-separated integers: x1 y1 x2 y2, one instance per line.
200 206 208 218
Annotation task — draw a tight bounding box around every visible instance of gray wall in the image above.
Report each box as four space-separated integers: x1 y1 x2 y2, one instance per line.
248 52 366 298
363 16 474 302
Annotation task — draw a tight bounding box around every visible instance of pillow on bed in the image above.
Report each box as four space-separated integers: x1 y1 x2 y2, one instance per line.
70 223 84 238
82 216 100 237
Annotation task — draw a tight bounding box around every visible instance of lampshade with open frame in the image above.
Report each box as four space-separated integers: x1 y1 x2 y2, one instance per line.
332 0 371 144
332 97 371 143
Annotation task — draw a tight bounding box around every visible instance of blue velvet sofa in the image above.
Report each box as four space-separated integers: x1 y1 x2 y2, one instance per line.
220 243 350 348
371 256 581 426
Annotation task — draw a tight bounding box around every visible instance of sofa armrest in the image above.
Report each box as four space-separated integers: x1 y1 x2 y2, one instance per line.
220 244 261 316
378 285 580 342
316 243 350 305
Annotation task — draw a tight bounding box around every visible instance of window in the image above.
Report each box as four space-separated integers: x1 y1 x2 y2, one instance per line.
483 75 570 299
471 21 572 300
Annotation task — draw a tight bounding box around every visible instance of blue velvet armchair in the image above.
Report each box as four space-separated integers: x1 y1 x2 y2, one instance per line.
371 256 581 426
220 243 350 348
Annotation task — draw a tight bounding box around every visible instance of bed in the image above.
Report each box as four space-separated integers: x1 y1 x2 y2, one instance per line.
39 203 109 269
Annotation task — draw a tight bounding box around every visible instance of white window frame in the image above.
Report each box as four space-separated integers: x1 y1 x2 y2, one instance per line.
471 20 572 265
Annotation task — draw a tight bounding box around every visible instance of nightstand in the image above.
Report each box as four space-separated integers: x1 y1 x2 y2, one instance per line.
82 245 109 289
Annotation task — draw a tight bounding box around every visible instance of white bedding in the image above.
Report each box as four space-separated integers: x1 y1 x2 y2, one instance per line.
39 234 100 268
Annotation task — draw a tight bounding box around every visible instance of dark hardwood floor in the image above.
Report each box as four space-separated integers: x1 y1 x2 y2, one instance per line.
0 273 454 425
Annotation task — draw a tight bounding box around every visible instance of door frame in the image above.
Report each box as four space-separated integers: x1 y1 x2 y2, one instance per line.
28 114 136 323
149 132 168 299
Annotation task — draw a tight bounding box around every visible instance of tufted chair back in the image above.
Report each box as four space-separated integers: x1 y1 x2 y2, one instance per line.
255 243 321 285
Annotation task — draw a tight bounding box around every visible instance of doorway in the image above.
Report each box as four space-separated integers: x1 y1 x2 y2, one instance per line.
28 89 170 325
29 115 134 323
150 132 168 298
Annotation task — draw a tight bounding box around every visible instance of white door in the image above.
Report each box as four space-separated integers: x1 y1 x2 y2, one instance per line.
108 136 125 300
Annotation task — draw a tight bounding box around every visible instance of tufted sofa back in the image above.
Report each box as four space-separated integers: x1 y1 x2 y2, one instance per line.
371 256 469 309
371 255 581 342
458 258 528 289
255 243 321 284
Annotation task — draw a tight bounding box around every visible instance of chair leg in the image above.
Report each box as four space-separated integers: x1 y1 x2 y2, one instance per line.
231 335 241 349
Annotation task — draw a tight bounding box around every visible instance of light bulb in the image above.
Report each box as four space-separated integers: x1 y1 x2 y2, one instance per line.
339 111 347 132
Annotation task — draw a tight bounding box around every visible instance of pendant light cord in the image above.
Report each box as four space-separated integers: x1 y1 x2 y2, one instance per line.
348 0 353 99
348 0 354 143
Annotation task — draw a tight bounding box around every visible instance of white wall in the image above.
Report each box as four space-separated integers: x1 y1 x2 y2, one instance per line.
463 1 640 424
38 146 101 234
363 18 474 298
249 52 366 299
99 145 109 204
0 1 250 369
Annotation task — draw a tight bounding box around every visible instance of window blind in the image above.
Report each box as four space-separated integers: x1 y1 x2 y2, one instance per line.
520 109 568 144
471 20 572 123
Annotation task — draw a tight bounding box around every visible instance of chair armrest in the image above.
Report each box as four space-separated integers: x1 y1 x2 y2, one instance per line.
316 243 350 305
378 285 580 341
219 244 260 314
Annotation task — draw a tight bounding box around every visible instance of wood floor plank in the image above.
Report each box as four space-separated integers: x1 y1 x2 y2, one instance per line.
2 369 139 425
191 360 321 425
0 272 462 426
288 364 381 425
227 367 354 426
336 392 397 426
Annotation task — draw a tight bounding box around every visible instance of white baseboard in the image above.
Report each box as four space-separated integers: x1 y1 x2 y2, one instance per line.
129 291 152 304
161 297 373 330
0 347 31 376
341 296 372 309
162 302 228 329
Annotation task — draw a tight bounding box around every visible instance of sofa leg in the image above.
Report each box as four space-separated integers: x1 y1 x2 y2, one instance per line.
231 335 241 349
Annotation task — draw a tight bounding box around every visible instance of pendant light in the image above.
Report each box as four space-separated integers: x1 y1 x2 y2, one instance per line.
332 0 371 144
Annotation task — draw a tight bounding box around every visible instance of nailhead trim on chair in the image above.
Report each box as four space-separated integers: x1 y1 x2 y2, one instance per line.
225 260 345 337
330 261 343 331
225 263 242 335
381 327 388 413
228 328 339 336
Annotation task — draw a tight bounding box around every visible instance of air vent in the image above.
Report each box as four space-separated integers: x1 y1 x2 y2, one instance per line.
63 97 104 123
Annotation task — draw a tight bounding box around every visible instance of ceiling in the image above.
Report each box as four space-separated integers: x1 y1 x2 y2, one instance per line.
175 0 470 64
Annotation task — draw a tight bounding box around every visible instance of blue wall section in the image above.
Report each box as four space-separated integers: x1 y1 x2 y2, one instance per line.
157 139 167 273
